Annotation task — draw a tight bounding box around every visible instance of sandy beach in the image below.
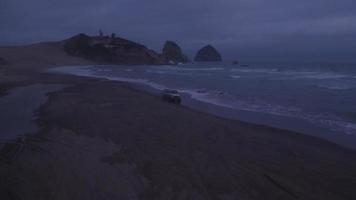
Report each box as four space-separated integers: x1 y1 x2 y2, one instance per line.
0 43 356 199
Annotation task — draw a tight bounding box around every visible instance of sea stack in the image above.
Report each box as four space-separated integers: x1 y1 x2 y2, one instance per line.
194 45 222 62
162 41 188 64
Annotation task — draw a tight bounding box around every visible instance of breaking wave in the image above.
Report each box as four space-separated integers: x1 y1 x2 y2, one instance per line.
153 65 224 71
231 67 350 80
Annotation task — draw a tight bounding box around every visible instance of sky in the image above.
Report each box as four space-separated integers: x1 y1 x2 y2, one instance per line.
1 0 356 62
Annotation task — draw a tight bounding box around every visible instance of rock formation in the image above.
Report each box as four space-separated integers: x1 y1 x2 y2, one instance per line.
63 33 164 65
194 45 222 62
162 41 188 64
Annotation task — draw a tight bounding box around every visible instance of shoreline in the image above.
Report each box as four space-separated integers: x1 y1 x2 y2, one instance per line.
0 43 356 199
1 71 356 199
48 65 356 150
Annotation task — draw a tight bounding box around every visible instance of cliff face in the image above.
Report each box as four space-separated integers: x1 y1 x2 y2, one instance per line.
63 34 164 65
194 45 222 62
162 41 188 64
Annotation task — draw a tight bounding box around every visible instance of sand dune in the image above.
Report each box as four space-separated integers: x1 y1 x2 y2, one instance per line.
0 42 93 72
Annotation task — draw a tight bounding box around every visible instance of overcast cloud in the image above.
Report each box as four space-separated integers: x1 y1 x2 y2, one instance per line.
1 0 356 62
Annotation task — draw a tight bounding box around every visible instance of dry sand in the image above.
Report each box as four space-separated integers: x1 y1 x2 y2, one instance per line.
0 42 93 72
0 43 355 200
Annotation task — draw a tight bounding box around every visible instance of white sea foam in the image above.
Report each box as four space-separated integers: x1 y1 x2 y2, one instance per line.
179 89 235 109
178 67 224 71
180 88 356 136
344 123 356 135
230 68 278 73
298 73 348 80
147 69 193 76
146 69 174 74
154 65 224 71
316 84 353 90
180 88 302 118
93 68 112 72
146 69 212 77
231 67 350 80
312 118 356 135
230 75 241 79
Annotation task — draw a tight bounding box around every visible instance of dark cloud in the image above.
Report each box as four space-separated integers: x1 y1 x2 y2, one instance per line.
1 0 356 62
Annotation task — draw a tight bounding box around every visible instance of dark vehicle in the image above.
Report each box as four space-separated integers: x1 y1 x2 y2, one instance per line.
161 89 181 104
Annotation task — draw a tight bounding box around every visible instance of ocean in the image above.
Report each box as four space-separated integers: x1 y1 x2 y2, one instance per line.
50 62 356 149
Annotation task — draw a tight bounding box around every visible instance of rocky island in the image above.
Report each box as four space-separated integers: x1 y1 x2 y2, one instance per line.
194 45 222 62
162 41 189 64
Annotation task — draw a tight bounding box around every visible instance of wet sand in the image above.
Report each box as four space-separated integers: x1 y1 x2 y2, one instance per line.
0 43 356 199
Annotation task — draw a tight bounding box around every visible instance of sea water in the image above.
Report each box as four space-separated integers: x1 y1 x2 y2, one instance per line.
0 84 66 141
49 63 356 149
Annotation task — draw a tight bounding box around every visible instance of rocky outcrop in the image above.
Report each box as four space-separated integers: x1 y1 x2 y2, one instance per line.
194 45 222 62
162 41 188 64
63 33 164 65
